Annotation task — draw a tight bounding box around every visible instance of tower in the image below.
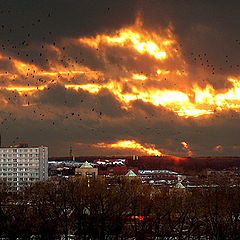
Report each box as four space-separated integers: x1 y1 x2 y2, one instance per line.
69 145 72 157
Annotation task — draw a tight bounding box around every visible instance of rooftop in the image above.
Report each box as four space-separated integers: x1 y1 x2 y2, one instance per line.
125 169 137 177
80 161 93 169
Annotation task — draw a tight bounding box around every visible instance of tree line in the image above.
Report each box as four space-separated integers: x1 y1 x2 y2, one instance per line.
0 178 240 239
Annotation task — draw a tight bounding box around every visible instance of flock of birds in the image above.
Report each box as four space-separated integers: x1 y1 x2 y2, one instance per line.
0 5 239 153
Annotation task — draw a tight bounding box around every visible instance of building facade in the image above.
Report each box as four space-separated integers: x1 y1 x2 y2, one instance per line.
75 161 98 178
0 144 48 191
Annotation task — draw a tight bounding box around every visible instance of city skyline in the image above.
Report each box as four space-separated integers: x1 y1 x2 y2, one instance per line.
0 1 240 156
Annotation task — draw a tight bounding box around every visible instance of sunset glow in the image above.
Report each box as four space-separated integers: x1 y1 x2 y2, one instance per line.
2 16 240 120
95 140 162 156
79 28 169 60
1 3 240 157
63 77 240 118
181 141 192 156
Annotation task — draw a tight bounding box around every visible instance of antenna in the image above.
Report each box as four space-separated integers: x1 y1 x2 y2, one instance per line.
69 145 72 157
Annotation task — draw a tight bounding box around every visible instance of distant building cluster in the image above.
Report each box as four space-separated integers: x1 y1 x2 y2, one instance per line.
48 156 240 190
2 142 240 192
48 157 185 188
49 158 138 180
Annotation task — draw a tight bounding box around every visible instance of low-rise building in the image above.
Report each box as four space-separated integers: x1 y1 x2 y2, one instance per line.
75 161 98 178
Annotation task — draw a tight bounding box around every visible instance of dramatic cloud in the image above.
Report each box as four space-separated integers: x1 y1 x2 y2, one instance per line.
0 0 239 156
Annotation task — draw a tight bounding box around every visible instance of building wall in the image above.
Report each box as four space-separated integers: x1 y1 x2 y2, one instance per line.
39 147 48 181
0 146 48 191
75 167 98 178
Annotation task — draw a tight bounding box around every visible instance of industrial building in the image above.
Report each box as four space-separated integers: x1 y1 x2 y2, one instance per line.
0 143 48 191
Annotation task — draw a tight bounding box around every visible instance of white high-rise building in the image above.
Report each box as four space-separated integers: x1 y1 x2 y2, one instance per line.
0 143 48 191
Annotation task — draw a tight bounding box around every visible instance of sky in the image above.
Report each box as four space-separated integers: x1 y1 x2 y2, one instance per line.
0 0 240 157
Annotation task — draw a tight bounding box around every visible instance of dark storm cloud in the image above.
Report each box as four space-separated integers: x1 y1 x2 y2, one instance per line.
32 84 127 118
1 90 240 156
0 58 14 72
61 39 106 72
141 0 240 88
1 0 239 75
0 0 138 65
0 0 240 156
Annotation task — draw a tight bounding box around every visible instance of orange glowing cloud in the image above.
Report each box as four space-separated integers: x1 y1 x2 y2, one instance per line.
95 140 162 156
181 141 192 156
2 15 240 121
0 85 48 95
79 30 168 60
65 84 102 93
12 57 103 81
132 74 147 81
64 76 240 118
13 59 39 75
214 145 223 152
78 16 175 61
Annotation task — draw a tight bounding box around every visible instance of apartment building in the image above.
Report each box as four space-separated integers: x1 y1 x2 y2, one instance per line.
0 143 48 191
